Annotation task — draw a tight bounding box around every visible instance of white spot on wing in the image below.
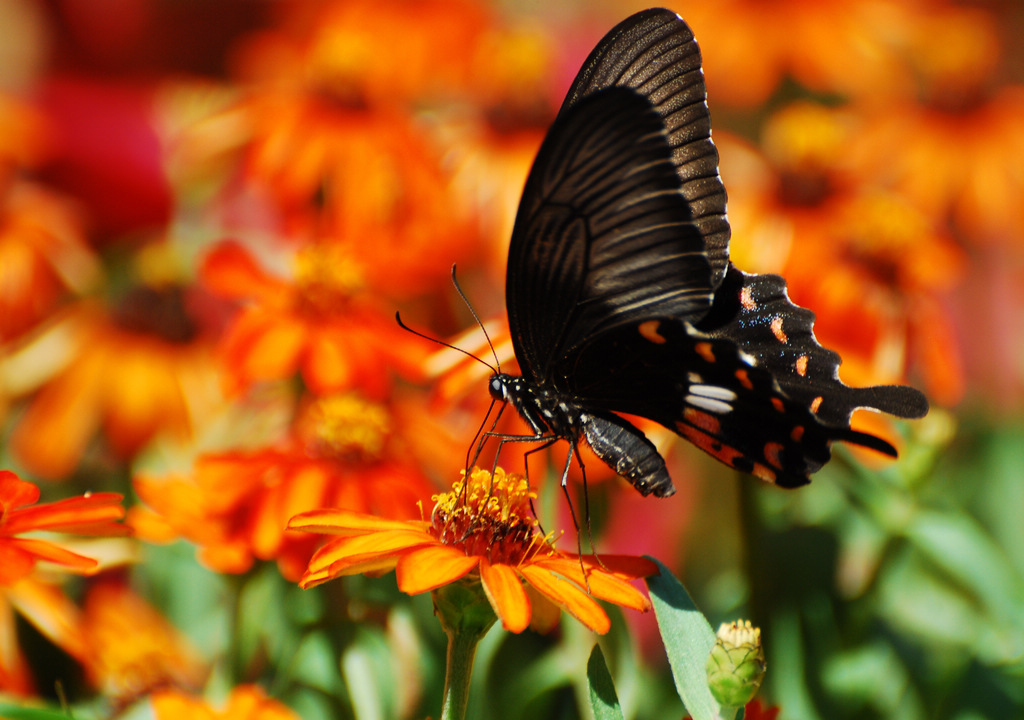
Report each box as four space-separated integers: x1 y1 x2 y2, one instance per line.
690 384 738 402
685 394 733 414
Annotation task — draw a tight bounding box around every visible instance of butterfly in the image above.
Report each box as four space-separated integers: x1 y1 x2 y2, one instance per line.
485 8 929 498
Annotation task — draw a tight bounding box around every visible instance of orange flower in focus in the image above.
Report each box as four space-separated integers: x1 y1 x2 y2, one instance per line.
132 393 436 581
0 470 126 585
201 241 427 397
151 684 298 720
82 579 206 704
10 288 219 480
683 0 921 106
720 103 965 406
290 467 657 634
852 7 1024 242
0 470 125 694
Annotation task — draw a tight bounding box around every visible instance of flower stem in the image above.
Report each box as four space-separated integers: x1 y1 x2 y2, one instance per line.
434 581 498 720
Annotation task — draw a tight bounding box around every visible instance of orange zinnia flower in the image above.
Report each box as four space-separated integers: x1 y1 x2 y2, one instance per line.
0 470 126 586
682 0 923 106
150 684 298 720
0 470 126 695
290 467 657 634
132 392 436 581
719 103 965 406
0 181 99 342
81 579 207 705
851 7 1024 244
9 288 220 480
201 241 428 397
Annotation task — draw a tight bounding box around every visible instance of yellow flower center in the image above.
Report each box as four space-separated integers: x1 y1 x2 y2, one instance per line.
294 244 365 314
431 467 543 566
297 394 389 462
762 103 849 207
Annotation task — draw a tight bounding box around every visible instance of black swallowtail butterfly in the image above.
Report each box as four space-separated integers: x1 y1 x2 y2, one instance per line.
486 8 929 498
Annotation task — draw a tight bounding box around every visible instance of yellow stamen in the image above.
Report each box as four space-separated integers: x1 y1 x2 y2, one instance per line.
298 394 390 461
431 468 543 566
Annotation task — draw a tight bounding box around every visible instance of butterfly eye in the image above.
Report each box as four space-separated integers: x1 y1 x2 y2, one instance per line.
488 376 507 401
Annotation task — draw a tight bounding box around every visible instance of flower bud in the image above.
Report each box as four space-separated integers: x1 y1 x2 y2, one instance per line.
706 619 766 708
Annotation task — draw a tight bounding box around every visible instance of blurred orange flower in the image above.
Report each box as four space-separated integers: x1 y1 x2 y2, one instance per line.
291 467 656 634
684 0 922 106
0 181 99 342
851 7 1024 243
132 392 436 581
0 470 125 695
201 241 428 397
150 684 298 720
720 103 965 406
81 579 207 705
9 289 220 480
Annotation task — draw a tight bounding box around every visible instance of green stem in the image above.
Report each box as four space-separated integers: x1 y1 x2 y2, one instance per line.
440 621 482 720
433 581 498 720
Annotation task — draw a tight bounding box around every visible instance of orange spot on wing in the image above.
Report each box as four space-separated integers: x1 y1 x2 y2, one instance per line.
796 355 809 377
810 396 823 414
696 342 715 363
638 320 666 344
770 316 788 343
763 441 784 468
676 424 744 466
752 463 777 483
681 407 722 436
771 397 786 413
735 369 754 390
740 286 756 311
791 425 805 442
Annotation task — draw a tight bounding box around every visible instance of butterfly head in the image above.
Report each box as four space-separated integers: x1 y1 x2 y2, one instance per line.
488 373 512 403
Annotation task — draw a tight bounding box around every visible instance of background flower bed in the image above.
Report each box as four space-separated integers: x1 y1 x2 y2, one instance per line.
0 0 1021 718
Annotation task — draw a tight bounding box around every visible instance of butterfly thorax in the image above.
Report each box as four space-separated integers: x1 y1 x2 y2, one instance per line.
489 373 582 440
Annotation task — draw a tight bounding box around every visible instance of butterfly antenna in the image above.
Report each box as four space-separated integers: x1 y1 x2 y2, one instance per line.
395 311 497 374
450 264 502 373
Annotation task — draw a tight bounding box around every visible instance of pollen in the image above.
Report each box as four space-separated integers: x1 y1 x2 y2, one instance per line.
298 393 390 461
431 467 542 566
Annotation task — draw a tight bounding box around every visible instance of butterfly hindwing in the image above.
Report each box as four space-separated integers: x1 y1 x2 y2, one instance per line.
506 85 713 383
560 8 730 290
696 265 930 426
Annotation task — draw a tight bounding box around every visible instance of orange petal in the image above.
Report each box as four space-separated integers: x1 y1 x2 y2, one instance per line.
288 508 428 535
306 530 435 573
300 555 400 589
519 564 610 634
535 557 651 613
8 538 99 574
199 241 285 301
480 560 530 633
395 545 479 594
7 577 87 659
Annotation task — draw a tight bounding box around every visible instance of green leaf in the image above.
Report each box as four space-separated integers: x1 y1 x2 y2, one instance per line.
587 644 624 720
0 705 80 720
645 557 719 720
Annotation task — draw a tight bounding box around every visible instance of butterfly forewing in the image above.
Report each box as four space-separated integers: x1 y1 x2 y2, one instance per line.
506 86 713 384
561 8 730 290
